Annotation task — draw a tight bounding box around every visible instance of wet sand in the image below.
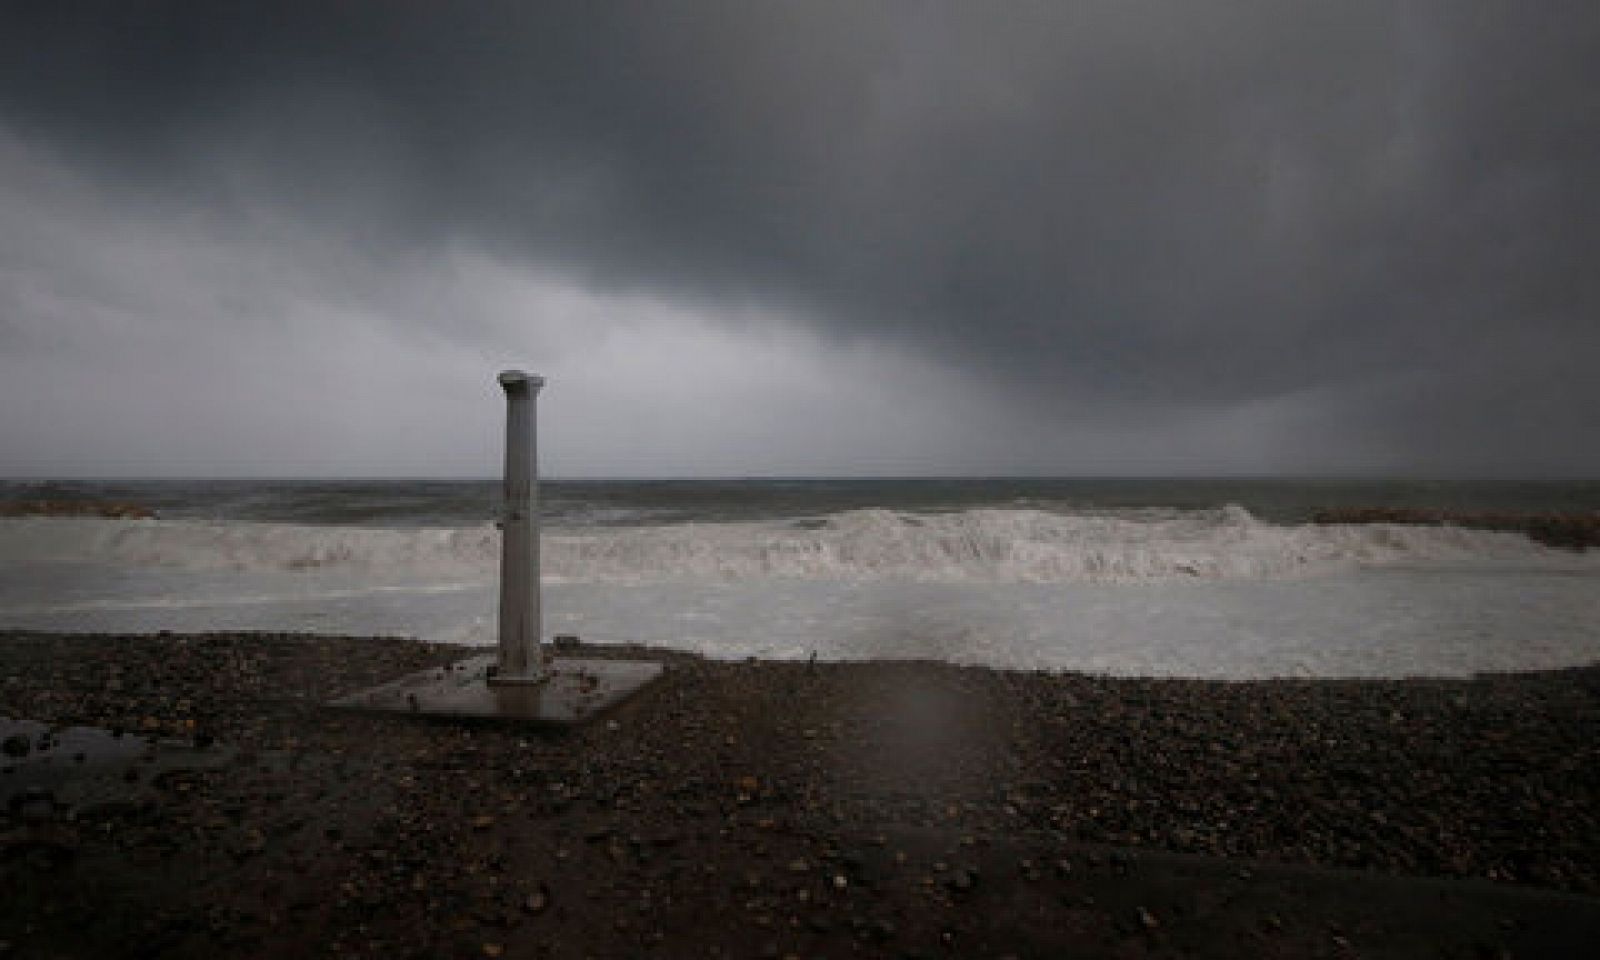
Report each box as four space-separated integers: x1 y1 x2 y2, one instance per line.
2 631 1598 958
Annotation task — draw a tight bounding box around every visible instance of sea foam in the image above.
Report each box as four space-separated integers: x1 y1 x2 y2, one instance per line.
1 505 1590 584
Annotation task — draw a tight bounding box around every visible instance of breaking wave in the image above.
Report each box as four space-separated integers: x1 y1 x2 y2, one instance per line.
1 506 1592 584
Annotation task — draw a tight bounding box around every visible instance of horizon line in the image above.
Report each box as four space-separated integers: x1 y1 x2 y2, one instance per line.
6 473 1600 484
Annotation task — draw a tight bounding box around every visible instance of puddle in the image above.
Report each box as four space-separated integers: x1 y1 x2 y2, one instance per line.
2 716 235 815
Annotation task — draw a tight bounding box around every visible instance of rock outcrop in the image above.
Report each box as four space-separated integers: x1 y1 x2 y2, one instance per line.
0 499 155 520
1312 507 1600 551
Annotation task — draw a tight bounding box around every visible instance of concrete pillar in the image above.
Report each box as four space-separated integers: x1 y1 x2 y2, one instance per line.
495 370 546 682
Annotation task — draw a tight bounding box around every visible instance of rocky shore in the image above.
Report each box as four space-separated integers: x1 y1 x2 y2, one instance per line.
1312 507 1600 551
3 631 1598 958
0 499 155 519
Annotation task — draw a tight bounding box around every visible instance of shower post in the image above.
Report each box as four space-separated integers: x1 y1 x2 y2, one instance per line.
493 369 547 683
327 367 663 722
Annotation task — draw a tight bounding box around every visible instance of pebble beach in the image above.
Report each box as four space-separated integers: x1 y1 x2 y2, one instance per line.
3 630 1598 958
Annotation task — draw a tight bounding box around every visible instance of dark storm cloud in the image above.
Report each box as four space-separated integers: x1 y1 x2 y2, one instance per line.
2 1 1597 472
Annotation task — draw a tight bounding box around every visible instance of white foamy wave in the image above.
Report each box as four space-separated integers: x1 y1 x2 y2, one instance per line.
0 506 1592 584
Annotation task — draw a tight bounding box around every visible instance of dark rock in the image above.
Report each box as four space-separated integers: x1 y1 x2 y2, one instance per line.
1311 507 1600 551
11 786 56 820
0 499 155 519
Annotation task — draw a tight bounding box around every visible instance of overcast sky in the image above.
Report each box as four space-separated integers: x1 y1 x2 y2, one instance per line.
2 1 1596 477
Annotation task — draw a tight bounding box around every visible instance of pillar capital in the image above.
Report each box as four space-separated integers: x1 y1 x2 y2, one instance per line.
498 369 545 394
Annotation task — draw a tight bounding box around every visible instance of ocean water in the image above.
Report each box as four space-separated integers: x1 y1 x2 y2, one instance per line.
2 477 1598 678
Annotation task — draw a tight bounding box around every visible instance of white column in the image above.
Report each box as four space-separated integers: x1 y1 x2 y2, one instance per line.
496 370 546 681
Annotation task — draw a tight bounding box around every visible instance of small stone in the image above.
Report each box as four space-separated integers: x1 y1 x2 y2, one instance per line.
1137 906 1159 930
523 885 550 915
482 944 504 958
472 815 496 830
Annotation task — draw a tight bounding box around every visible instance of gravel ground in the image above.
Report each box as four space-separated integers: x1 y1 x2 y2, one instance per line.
2 630 1598 958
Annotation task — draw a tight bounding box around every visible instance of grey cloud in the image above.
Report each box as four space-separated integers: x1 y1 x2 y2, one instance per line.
1 1 1597 473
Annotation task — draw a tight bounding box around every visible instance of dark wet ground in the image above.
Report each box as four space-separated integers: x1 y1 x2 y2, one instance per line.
2 631 1598 958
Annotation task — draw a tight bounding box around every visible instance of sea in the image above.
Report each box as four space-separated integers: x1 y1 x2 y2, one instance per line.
2 477 1598 679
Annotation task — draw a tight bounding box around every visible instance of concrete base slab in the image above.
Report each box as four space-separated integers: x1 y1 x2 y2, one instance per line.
328 655 664 725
